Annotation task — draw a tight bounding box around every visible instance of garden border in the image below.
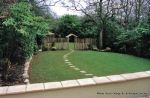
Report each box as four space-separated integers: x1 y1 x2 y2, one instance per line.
0 71 150 96
23 56 32 84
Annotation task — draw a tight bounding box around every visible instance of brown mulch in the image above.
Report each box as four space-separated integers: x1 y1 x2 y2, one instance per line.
0 63 25 86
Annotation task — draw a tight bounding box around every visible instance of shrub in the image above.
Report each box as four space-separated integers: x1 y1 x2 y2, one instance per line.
42 45 49 51
88 44 98 51
51 47 57 51
0 58 11 81
3 2 50 59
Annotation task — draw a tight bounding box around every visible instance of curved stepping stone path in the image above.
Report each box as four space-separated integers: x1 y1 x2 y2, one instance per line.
63 49 96 77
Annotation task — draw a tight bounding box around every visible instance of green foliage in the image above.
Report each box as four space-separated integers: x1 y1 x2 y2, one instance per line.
0 1 53 84
80 17 98 37
104 20 125 47
54 15 81 37
117 22 150 57
117 25 150 44
2 2 50 59
53 15 99 38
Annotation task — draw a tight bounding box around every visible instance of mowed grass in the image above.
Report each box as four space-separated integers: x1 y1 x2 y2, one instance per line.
30 46 150 83
29 50 86 83
69 51 150 76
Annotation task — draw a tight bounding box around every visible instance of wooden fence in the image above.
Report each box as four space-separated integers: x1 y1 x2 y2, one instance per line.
55 38 68 50
43 37 97 50
43 38 68 50
75 38 97 50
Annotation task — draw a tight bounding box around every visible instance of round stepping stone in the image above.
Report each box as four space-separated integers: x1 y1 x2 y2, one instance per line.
85 74 93 76
80 71 87 74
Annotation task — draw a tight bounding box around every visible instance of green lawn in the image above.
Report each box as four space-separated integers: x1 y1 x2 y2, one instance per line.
69 51 150 76
30 48 150 83
29 50 87 83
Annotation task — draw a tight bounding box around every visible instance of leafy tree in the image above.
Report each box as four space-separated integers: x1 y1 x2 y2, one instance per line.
3 2 49 58
80 16 98 38
117 21 150 57
54 15 81 37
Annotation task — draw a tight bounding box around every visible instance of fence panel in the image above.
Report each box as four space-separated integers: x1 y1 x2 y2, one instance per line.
75 38 97 50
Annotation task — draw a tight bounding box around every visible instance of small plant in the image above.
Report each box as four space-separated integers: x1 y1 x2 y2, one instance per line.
42 45 49 51
88 44 98 51
51 47 57 51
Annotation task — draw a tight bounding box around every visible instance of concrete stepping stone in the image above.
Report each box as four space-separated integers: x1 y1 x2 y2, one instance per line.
74 68 80 71
80 71 87 73
85 74 93 76
65 60 69 62
68 63 73 66
70 66 75 68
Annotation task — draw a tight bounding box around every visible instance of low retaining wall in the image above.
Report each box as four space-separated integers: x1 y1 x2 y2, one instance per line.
23 57 32 84
0 71 150 98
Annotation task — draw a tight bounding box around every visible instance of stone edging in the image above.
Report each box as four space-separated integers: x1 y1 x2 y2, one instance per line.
23 57 32 84
0 71 150 96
